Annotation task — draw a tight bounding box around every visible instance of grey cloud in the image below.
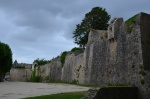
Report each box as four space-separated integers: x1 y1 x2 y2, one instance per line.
0 0 150 63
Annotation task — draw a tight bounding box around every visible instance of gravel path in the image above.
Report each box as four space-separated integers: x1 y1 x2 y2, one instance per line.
0 82 90 99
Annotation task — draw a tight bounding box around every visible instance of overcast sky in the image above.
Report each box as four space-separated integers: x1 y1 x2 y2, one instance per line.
0 0 150 64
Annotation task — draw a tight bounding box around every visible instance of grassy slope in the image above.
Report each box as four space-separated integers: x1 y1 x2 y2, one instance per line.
125 14 137 33
23 91 86 99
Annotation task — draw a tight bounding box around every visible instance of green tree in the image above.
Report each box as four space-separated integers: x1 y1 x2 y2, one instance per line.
33 58 49 66
73 7 110 48
0 42 12 82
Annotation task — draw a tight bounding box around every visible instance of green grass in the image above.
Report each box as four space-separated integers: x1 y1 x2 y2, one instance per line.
108 83 130 86
23 91 86 99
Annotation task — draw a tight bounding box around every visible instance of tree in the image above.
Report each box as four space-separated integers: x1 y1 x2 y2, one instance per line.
0 42 12 82
33 58 49 66
73 7 111 48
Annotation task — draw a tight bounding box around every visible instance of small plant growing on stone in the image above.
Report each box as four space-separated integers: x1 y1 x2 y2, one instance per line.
104 32 108 38
44 75 51 83
141 79 145 85
101 36 103 39
139 70 146 76
71 79 78 84
139 64 143 69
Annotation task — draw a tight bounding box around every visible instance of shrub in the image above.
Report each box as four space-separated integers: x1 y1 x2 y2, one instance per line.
71 79 78 84
30 68 41 82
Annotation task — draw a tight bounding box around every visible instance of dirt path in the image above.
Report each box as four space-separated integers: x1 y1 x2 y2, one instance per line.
0 82 90 99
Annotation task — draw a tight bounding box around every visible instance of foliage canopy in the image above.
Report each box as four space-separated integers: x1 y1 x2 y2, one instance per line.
73 7 110 48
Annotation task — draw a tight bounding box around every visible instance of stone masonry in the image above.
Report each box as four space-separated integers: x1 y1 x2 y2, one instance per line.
10 12 150 99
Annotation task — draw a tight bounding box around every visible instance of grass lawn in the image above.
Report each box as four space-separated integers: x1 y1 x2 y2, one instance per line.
23 91 86 99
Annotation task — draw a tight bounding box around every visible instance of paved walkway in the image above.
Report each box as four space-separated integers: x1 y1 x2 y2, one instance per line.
0 82 90 99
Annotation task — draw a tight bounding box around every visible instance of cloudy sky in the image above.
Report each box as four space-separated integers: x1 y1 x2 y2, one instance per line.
0 0 150 64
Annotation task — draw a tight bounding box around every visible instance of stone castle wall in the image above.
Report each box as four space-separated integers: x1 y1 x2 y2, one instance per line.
35 57 62 81
9 12 150 99
61 51 84 83
10 68 31 81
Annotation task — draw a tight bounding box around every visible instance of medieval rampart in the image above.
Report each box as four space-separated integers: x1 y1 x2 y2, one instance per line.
10 12 150 99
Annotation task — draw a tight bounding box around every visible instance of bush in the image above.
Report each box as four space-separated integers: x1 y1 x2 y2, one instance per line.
30 68 41 82
30 75 41 82
33 76 41 82
71 79 78 84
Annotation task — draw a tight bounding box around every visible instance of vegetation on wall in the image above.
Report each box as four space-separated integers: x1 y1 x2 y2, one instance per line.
71 47 82 52
33 58 49 66
60 51 68 67
30 68 41 82
0 42 12 82
15 66 25 69
73 7 110 48
125 14 137 33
